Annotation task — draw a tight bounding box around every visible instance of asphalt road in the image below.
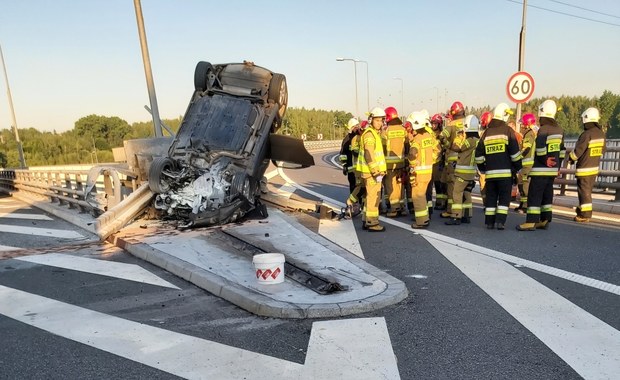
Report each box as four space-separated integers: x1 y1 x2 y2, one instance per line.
1 151 619 380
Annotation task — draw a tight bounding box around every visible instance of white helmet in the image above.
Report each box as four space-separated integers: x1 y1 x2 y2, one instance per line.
581 107 600 123
493 103 513 121
538 99 557 118
420 109 430 121
368 107 386 118
406 111 428 130
347 117 360 130
464 115 480 133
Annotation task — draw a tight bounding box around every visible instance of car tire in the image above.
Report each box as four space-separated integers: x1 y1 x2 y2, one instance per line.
268 73 288 119
148 157 176 194
194 61 214 92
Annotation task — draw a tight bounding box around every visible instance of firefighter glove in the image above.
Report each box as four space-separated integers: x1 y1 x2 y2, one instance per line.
545 156 557 168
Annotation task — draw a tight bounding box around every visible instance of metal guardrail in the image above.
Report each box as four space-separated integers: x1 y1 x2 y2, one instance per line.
1 139 618 238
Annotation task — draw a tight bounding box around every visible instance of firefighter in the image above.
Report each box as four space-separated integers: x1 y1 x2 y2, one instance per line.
339 118 360 194
475 103 522 230
477 111 493 206
403 120 415 213
514 113 537 213
568 107 606 222
406 111 435 229
430 113 447 211
357 107 387 232
440 101 466 218
346 120 368 217
382 106 408 217
517 99 566 231
445 115 480 225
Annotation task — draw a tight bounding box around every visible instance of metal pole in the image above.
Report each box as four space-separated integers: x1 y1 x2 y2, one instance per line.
393 77 403 113
516 0 528 126
0 44 26 168
134 0 163 137
357 60 370 112
336 58 360 119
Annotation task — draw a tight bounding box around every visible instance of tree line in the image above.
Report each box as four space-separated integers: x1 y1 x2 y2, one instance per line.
1 90 619 168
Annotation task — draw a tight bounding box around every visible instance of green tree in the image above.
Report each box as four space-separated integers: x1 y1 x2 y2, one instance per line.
74 115 131 149
0 151 7 168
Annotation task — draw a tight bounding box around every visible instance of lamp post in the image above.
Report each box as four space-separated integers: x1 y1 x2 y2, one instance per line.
393 77 403 113
0 43 26 168
516 0 528 125
336 57 359 118
356 60 370 112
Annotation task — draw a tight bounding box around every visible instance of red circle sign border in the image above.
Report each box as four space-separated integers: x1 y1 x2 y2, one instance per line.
506 71 535 104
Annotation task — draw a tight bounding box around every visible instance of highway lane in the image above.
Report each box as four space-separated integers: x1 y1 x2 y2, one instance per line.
2 158 619 379
278 149 620 379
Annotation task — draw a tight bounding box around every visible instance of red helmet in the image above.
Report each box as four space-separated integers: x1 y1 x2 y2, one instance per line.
521 113 536 127
384 106 399 123
450 101 464 116
360 120 369 130
480 111 492 128
430 113 443 125
403 120 412 132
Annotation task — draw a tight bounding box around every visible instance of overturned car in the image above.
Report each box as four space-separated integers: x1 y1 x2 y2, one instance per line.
148 60 314 228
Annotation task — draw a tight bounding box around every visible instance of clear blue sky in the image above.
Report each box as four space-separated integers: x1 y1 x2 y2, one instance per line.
1 0 620 132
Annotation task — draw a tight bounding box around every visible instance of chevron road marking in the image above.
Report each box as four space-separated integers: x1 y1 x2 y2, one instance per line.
15 253 180 289
0 245 19 251
318 218 364 259
280 166 620 380
0 285 400 380
0 212 53 220
0 224 84 239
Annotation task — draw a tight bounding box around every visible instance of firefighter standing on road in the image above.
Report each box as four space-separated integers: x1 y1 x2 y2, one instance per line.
340 118 361 194
514 113 537 213
475 103 522 230
477 111 493 206
568 107 606 223
430 114 447 211
445 115 480 225
440 101 466 218
407 112 435 229
345 120 368 217
382 107 408 217
357 107 387 232
517 99 566 231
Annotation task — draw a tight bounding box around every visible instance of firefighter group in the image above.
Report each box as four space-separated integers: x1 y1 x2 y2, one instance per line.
339 99 606 232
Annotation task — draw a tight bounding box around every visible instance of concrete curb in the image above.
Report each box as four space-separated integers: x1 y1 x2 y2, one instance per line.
110 213 409 319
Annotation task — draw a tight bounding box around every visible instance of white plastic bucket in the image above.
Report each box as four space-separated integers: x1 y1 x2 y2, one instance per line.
252 253 285 284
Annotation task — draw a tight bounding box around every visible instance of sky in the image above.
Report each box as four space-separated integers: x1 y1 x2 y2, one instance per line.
1 0 620 133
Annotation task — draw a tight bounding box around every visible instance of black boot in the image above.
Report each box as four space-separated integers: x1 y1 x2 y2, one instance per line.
460 216 471 224
445 218 461 225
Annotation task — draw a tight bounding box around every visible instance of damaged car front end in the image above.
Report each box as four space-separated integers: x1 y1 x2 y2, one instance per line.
148 61 313 228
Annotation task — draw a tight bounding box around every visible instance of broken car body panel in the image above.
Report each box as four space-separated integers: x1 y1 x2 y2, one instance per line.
148 61 314 228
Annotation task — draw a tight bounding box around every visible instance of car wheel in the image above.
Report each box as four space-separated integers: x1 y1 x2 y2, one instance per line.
148 157 176 194
194 61 214 91
268 73 288 119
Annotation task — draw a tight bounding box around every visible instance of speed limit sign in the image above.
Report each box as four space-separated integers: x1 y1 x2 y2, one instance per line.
506 71 535 103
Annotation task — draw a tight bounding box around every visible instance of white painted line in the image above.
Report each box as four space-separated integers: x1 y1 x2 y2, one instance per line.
278 167 344 210
0 245 19 251
0 205 31 210
264 169 279 180
0 224 84 239
380 217 620 296
329 153 342 169
16 253 180 289
278 182 297 195
425 238 620 380
0 212 53 221
0 285 399 380
318 218 364 259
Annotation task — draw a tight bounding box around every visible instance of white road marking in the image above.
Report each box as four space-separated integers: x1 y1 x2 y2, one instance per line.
0 205 31 210
15 253 180 289
0 285 400 380
0 245 19 251
318 218 364 259
425 238 620 380
277 167 343 210
0 224 84 239
0 212 53 220
264 169 279 180
329 153 342 169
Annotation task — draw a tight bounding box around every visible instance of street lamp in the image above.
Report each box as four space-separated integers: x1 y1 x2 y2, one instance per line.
393 77 404 113
356 60 370 112
0 43 26 168
336 57 359 118
516 0 528 124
